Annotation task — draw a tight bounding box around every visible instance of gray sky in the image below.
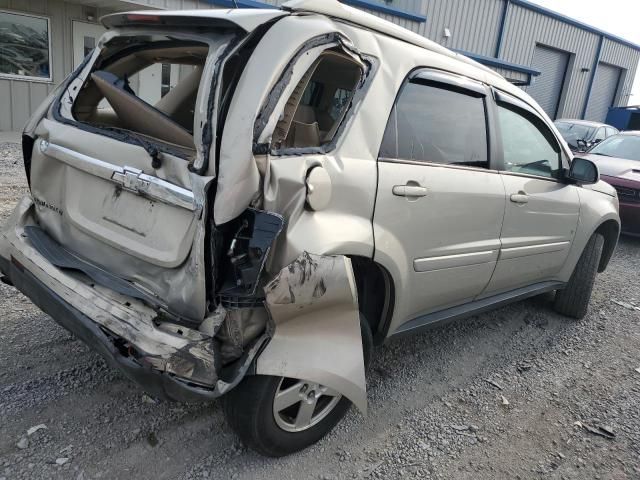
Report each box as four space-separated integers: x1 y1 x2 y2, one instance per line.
527 0 640 106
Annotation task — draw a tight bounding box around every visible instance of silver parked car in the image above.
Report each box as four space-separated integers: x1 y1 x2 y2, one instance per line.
0 0 620 456
554 119 619 152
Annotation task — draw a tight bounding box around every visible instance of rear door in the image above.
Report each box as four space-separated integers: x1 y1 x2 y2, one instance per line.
373 70 506 327
28 11 286 322
483 90 579 295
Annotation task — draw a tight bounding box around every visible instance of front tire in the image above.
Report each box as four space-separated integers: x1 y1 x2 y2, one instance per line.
554 233 604 319
223 314 373 457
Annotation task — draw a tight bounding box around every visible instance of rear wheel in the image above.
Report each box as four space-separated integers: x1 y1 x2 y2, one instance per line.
554 233 604 319
223 314 373 457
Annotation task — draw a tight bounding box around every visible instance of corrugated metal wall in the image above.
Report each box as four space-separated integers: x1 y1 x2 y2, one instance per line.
585 63 622 122
601 38 640 107
527 45 570 118
419 0 503 57
1 0 639 130
500 3 600 119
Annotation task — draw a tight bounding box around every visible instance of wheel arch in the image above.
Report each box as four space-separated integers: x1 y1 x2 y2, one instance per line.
594 218 620 272
348 256 396 345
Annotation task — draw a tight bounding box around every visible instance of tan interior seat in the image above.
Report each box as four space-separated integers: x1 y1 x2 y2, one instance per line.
287 121 321 148
294 105 317 124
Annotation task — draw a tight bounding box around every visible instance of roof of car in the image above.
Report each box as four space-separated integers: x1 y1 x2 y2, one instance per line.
555 119 611 128
618 130 640 136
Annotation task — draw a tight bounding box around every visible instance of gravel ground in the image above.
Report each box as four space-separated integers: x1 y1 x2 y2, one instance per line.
1 140 640 480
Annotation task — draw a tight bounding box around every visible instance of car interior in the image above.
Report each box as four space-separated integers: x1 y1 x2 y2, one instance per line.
72 39 208 150
272 49 363 150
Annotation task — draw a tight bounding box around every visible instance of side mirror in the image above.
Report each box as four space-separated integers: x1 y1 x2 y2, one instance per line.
566 157 599 185
576 138 590 152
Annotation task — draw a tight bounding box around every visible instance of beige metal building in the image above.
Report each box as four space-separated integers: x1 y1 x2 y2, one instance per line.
1 0 639 131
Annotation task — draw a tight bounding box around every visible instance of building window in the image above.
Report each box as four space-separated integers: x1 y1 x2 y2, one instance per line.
0 11 52 81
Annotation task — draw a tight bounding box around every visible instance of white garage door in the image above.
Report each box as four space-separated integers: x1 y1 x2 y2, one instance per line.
527 45 569 119
585 63 622 122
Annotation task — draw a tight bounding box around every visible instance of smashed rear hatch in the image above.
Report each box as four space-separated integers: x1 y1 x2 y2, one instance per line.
26 9 287 325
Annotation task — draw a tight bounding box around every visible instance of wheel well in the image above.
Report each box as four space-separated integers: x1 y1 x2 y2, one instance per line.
349 256 395 345
595 219 619 272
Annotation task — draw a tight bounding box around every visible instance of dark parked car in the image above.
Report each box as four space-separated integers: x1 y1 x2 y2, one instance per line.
582 132 640 236
555 119 618 152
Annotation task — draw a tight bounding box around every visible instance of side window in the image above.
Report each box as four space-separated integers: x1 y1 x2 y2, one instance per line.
594 127 606 142
605 127 617 137
497 104 561 179
380 81 489 168
271 50 363 150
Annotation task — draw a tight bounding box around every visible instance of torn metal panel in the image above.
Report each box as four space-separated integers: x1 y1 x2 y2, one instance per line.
253 33 353 146
257 252 367 413
215 16 344 225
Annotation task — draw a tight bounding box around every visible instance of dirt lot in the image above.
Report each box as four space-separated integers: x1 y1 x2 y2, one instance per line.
1 140 640 480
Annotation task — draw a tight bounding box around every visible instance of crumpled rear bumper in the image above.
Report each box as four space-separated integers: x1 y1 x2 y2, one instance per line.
0 196 259 402
1 253 217 402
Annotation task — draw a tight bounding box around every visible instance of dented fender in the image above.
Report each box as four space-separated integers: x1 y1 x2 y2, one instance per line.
257 252 367 413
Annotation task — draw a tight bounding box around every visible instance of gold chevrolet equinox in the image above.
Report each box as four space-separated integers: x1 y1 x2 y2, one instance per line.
0 0 620 456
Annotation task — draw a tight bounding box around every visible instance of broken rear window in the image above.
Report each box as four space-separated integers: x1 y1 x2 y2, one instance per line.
71 36 209 152
272 50 363 150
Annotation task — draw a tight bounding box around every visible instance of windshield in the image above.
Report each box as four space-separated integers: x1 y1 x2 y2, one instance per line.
589 135 640 161
554 122 595 146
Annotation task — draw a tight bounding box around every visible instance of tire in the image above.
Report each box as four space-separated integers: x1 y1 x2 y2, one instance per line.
223 314 373 457
554 233 604 319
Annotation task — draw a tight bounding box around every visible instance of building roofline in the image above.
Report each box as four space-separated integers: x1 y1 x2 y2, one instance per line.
455 50 541 77
207 0 427 22
339 0 426 23
512 0 640 51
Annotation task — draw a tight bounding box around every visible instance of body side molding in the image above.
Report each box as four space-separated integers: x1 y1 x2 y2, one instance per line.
390 280 565 339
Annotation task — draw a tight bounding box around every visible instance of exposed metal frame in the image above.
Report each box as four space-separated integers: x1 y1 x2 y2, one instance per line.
0 9 53 83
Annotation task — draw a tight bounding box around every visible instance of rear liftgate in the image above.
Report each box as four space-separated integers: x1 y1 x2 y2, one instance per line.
15 11 294 397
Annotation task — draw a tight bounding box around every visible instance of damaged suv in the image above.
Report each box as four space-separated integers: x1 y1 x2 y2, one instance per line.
0 0 621 457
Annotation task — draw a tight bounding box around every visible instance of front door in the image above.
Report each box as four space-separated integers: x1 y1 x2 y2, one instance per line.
374 70 506 329
483 91 580 294
72 21 105 68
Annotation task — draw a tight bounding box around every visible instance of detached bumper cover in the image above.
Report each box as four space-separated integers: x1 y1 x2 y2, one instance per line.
0 196 265 402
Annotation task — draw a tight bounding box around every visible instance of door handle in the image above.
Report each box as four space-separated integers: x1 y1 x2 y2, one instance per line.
392 185 428 197
510 192 529 204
